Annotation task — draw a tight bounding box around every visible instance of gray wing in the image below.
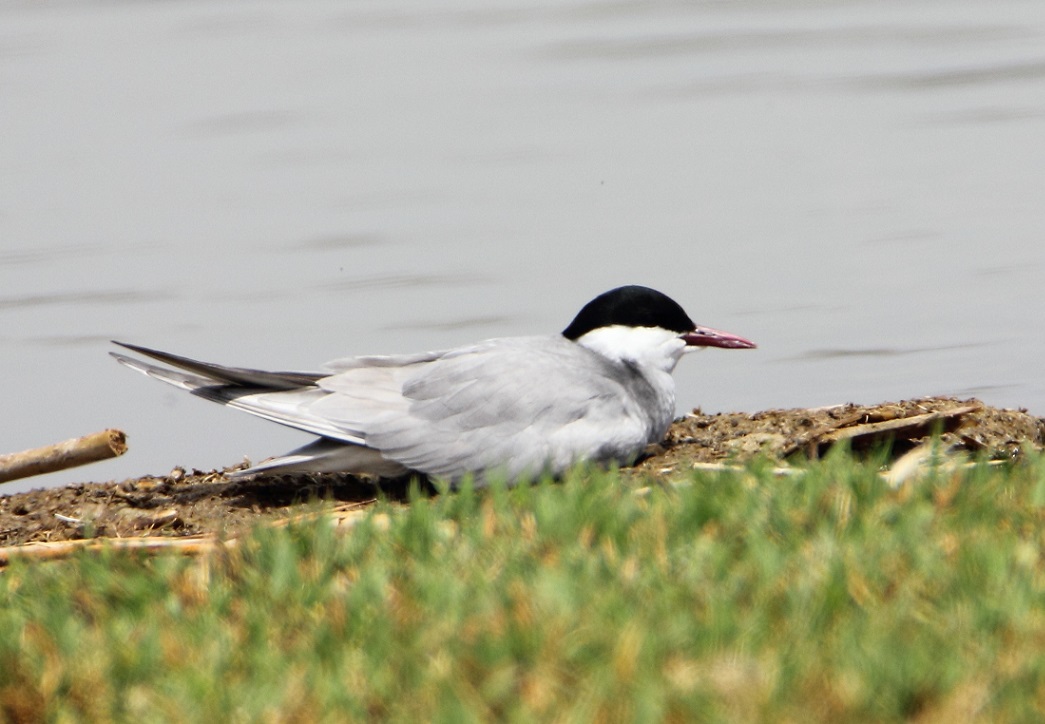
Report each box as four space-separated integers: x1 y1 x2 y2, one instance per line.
315 336 664 480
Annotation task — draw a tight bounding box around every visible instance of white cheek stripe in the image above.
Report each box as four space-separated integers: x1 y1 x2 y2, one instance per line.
575 326 687 372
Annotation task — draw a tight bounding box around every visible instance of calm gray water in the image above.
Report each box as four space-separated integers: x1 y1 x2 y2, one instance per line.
3 0 1045 493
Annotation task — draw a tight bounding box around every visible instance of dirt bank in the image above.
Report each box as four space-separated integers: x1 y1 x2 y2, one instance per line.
1 397 1041 550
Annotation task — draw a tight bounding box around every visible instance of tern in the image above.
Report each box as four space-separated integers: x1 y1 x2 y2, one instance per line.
112 285 755 484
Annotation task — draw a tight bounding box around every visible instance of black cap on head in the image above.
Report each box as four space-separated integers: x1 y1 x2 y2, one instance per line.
562 285 696 340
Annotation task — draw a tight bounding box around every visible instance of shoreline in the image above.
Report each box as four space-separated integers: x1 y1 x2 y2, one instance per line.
1 396 1041 551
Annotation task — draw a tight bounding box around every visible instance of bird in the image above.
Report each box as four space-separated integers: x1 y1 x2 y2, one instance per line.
111 285 755 485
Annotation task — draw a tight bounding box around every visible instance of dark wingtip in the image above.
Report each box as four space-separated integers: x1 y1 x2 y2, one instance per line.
109 341 325 389
112 340 153 354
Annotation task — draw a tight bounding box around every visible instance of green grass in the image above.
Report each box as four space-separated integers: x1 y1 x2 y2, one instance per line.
3 453 1045 722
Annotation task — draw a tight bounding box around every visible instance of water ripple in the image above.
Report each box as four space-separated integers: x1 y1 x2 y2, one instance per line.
788 342 991 361
320 273 490 293
854 59 1045 91
541 24 1029 61
385 315 511 332
0 289 170 312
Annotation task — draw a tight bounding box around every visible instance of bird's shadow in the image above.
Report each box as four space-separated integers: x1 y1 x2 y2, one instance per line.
214 472 438 510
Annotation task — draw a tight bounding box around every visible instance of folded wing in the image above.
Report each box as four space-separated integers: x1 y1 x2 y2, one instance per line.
318 336 661 479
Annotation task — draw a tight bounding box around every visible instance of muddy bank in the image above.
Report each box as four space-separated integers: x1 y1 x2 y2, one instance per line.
1 397 1042 549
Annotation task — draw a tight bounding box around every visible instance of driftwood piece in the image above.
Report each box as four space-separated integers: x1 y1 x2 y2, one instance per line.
0 429 128 484
779 409 874 458
780 403 982 458
817 403 982 446
0 502 375 567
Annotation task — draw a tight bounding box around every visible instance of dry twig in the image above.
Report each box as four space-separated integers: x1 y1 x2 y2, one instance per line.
0 429 127 484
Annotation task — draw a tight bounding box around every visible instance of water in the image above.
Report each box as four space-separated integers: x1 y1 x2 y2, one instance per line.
2 0 1044 493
